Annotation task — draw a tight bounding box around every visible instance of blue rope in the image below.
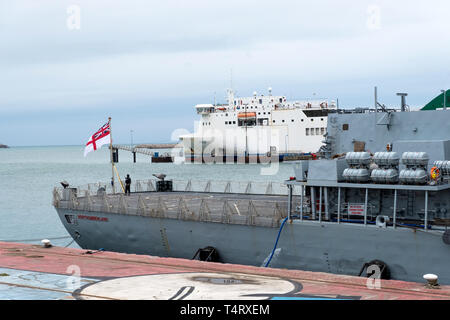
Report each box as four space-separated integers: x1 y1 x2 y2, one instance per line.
264 217 289 268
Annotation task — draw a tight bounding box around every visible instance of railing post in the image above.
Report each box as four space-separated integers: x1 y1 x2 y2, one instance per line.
287 184 293 221
393 189 397 229
424 190 428 232
311 187 316 220
245 182 252 194
224 181 231 193
185 180 192 192
300 185 304 221
147 180 155 192
337 187 341 224
364 188 368 226
319 187 323 223
265 182 273 195
204 181 211 193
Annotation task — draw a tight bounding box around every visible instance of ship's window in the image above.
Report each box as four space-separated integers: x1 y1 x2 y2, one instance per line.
321 128 325 134
282 120 285 123
263 112 266 115
225 121 228 125
273 120 276 123
316 128 320 135
301 119 304 122
321 118 324 121
259 99 263 104
226 113 228 116
311 119 314 121
268 112 270 114
258 112 261 115
233 121 236 124
343 124 349 131
279 98 283 103
237 107 240 110
306 128 310 136
238 118 256 127
311 128 315 135
291 119 294 122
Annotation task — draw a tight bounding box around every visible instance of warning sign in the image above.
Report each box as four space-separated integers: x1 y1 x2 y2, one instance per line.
348 204 365 216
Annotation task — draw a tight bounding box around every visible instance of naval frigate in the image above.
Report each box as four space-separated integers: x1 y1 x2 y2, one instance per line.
53 90 450 284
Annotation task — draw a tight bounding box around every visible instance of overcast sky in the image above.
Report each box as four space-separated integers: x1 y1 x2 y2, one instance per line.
1 0 450 146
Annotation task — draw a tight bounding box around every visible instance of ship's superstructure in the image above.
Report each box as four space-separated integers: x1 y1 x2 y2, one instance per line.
180 89 337 159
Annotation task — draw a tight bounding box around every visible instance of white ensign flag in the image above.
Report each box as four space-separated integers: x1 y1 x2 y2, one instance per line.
84 122 111 157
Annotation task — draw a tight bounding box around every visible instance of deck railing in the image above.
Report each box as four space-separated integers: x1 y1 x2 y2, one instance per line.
52 180 291 228
54 179 304 199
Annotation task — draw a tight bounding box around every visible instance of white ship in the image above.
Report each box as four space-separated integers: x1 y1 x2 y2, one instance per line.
180 88 337 161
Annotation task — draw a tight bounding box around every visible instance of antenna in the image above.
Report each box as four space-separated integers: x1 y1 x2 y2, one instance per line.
396 93 408 112
230 68 233 91
374 86 378 112
441 89 447 110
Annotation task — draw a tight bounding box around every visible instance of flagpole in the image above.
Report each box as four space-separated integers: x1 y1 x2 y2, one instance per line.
109 117 116 194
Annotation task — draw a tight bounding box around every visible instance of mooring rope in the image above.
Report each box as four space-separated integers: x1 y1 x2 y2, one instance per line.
0 236 72 243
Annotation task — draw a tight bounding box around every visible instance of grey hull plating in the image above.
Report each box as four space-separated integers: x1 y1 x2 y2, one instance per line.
56 208 450 284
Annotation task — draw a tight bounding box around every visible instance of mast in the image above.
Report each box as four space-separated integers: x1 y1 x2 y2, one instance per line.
374 86 378 113
109 117 115 194
245 102 248 158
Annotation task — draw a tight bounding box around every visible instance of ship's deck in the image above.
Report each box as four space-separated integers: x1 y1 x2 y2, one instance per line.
1 241 449 300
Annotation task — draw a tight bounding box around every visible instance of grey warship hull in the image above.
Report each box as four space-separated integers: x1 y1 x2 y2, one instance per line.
54 178 450 285
54 107 450 284
55 202 450 284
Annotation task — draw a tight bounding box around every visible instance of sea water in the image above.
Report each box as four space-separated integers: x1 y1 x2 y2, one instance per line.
0 146 294 247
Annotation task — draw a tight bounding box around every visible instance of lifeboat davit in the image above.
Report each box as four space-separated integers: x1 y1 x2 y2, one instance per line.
238 112 256 118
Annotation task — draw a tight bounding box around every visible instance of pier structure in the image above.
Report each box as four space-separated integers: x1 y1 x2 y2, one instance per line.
1 241 449 300
109 144 178 163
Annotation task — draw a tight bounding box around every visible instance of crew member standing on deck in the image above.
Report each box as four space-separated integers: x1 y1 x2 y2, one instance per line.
125 174 131 195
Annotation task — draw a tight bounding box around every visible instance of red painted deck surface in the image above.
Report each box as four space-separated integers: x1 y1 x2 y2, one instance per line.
1 241 449 300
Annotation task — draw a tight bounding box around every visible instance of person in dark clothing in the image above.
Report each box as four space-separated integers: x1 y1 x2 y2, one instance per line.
125 174 131 195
